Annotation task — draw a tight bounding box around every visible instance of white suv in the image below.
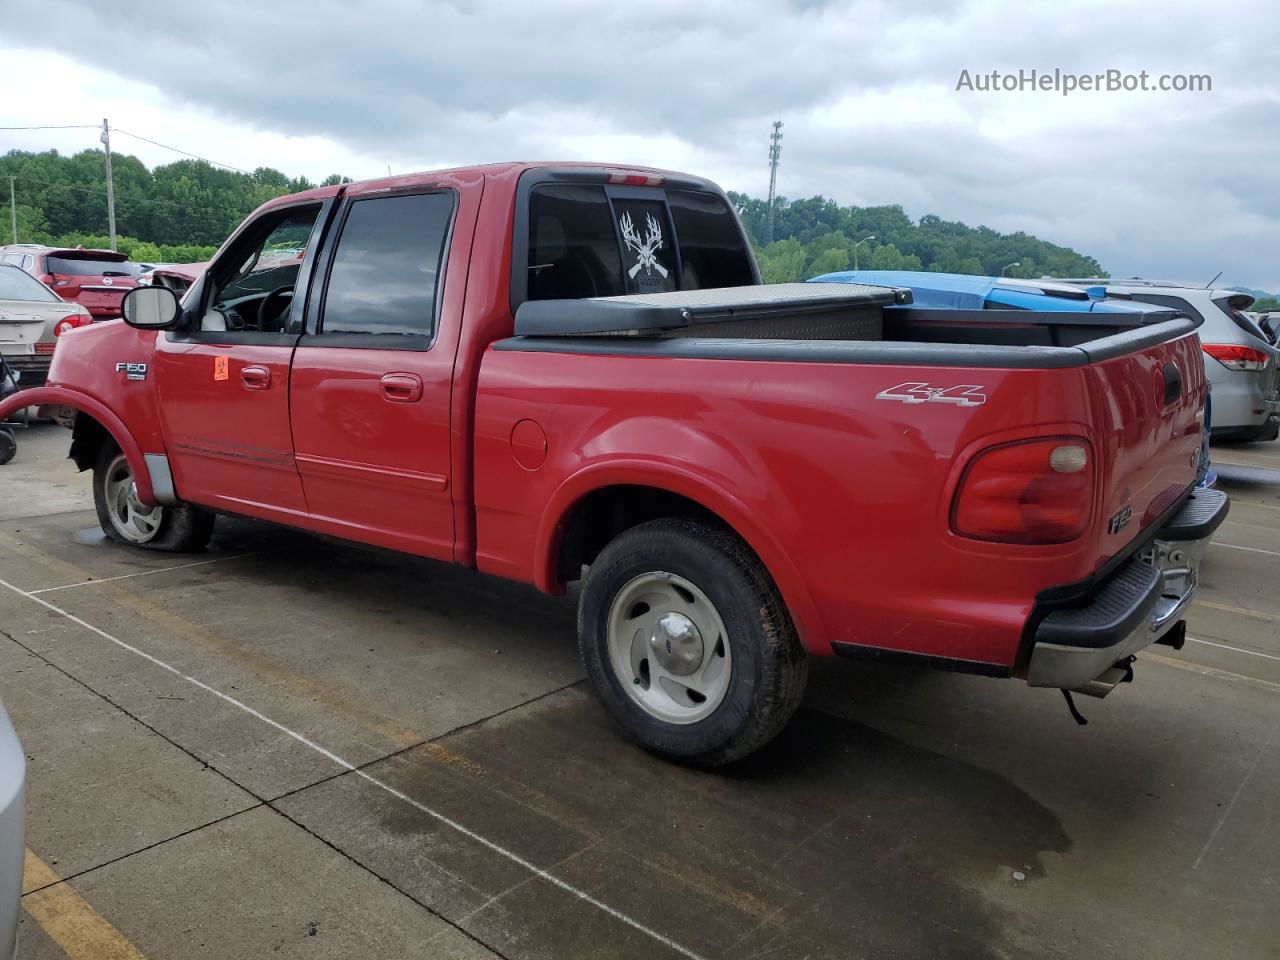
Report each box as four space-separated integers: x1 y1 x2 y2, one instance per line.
1057 280 1280 442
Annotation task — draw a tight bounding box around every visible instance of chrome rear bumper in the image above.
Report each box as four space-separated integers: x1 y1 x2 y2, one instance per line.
1026 488 1229 691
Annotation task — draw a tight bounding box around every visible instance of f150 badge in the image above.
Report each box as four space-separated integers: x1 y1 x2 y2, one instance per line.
876 382 987 406
115 362 147 381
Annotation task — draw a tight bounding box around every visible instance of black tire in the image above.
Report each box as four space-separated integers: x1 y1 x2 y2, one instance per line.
1248 419 1280 443
0 428 15 466
578 518 808 766
92 443 215 552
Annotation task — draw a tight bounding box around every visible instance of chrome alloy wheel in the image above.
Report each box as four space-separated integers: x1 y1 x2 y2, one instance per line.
606 571 732 724
103 452 163 544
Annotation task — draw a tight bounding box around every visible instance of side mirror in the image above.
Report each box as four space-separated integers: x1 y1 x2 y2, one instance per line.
121 286 180 329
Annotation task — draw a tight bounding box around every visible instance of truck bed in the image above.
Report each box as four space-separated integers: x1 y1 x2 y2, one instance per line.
509 282 1196 365
481 284 1206 668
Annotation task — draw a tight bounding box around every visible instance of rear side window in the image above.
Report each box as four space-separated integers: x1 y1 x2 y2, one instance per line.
525 183 754 301
45 256 143 277
1213 299 1269 341
320 192 453 338
0 266 57 301
668 191 753 290
528 185 624 300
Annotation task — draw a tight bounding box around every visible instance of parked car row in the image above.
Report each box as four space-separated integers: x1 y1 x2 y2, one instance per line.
0 244 144 321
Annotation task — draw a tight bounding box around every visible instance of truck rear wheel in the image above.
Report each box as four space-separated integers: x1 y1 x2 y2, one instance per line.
92 445 215 552
578 518 807 766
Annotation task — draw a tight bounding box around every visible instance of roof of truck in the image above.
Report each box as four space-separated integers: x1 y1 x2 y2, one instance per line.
258 161 710 213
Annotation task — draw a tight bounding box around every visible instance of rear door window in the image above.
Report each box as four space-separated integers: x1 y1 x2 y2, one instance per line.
320 191 454 338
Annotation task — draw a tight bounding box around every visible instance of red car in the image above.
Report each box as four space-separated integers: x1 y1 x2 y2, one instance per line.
137 261 208 297
0 245 144 319
0 162 1226 764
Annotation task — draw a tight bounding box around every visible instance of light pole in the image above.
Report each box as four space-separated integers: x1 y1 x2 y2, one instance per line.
101 119 117 252
1001 261 1020 277
766 120 783 245
853 235 875 271
7 177 15 244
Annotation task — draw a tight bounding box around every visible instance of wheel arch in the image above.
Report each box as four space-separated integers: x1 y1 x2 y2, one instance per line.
0 386 157 505
536 463 831 655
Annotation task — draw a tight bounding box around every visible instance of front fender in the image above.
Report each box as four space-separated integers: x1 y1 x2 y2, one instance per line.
535 459 832 656
0 387 156 505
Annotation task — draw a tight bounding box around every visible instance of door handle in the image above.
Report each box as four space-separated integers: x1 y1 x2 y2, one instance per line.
241 365 271 390
380 372 423 403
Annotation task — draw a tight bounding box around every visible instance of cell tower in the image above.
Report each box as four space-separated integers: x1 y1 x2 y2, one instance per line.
766 120 783 245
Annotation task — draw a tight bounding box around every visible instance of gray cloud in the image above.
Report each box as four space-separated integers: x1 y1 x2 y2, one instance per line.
6 0 1280 288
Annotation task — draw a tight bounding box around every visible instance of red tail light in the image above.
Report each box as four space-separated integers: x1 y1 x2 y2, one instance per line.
1202 343 1269 372
952 438 1093 544
34 342 55 355
53 314 91 337
44 273 72 288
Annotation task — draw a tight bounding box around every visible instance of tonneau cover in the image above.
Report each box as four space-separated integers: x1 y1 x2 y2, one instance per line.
513 282 912 337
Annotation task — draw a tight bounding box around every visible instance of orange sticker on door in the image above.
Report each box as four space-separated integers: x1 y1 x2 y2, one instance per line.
213 355 229 381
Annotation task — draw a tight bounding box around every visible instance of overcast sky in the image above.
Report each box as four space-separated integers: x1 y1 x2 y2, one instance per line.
2 0 1277 289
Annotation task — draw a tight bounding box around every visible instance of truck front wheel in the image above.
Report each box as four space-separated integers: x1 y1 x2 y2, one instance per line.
578 518 808 766
92 445 215 552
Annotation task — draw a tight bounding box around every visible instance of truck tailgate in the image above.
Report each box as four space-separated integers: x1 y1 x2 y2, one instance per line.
1085 331 1205 570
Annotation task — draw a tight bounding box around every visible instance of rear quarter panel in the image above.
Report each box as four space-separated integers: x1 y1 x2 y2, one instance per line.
474 346 1116 666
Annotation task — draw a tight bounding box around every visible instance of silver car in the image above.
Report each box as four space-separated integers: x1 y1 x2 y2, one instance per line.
0 700 23 960
1057 279 1280 441
0 264 92 389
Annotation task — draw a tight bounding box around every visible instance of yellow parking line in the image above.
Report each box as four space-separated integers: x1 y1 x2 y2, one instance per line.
21 849 147 960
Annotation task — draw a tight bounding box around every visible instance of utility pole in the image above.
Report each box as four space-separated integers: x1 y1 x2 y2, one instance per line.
100 118 117 252
765 120 783 245
7 177 15 244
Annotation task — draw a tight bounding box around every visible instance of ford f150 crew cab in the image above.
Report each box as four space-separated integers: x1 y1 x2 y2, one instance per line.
0 162 1227 765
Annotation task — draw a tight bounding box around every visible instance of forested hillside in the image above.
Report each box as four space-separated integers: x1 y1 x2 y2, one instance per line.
0 148 348 262
0 148 1106 279
731 193 1106 282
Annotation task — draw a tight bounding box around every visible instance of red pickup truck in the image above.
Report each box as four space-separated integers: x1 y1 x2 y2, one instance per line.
0 162 1227 764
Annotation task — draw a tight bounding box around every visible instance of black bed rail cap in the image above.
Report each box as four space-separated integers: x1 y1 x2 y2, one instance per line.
513 282 913 338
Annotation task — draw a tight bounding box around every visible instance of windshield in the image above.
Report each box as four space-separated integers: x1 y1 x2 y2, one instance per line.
0 265 58 302
46 255 145 278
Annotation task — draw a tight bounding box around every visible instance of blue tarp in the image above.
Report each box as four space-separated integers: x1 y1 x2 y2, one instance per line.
810 271 996 309
810 270 1165 316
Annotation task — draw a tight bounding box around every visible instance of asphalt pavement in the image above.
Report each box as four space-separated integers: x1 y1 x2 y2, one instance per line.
1 423 1277 960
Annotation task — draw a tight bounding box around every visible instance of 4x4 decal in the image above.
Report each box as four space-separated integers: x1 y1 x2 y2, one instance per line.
875 382 987 406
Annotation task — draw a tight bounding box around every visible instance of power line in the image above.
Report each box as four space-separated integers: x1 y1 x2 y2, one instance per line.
0 124 99 131
111 128 254 175
3 122 257 177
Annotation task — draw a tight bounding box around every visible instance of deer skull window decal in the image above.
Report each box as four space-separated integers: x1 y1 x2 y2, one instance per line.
619 211 669 280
